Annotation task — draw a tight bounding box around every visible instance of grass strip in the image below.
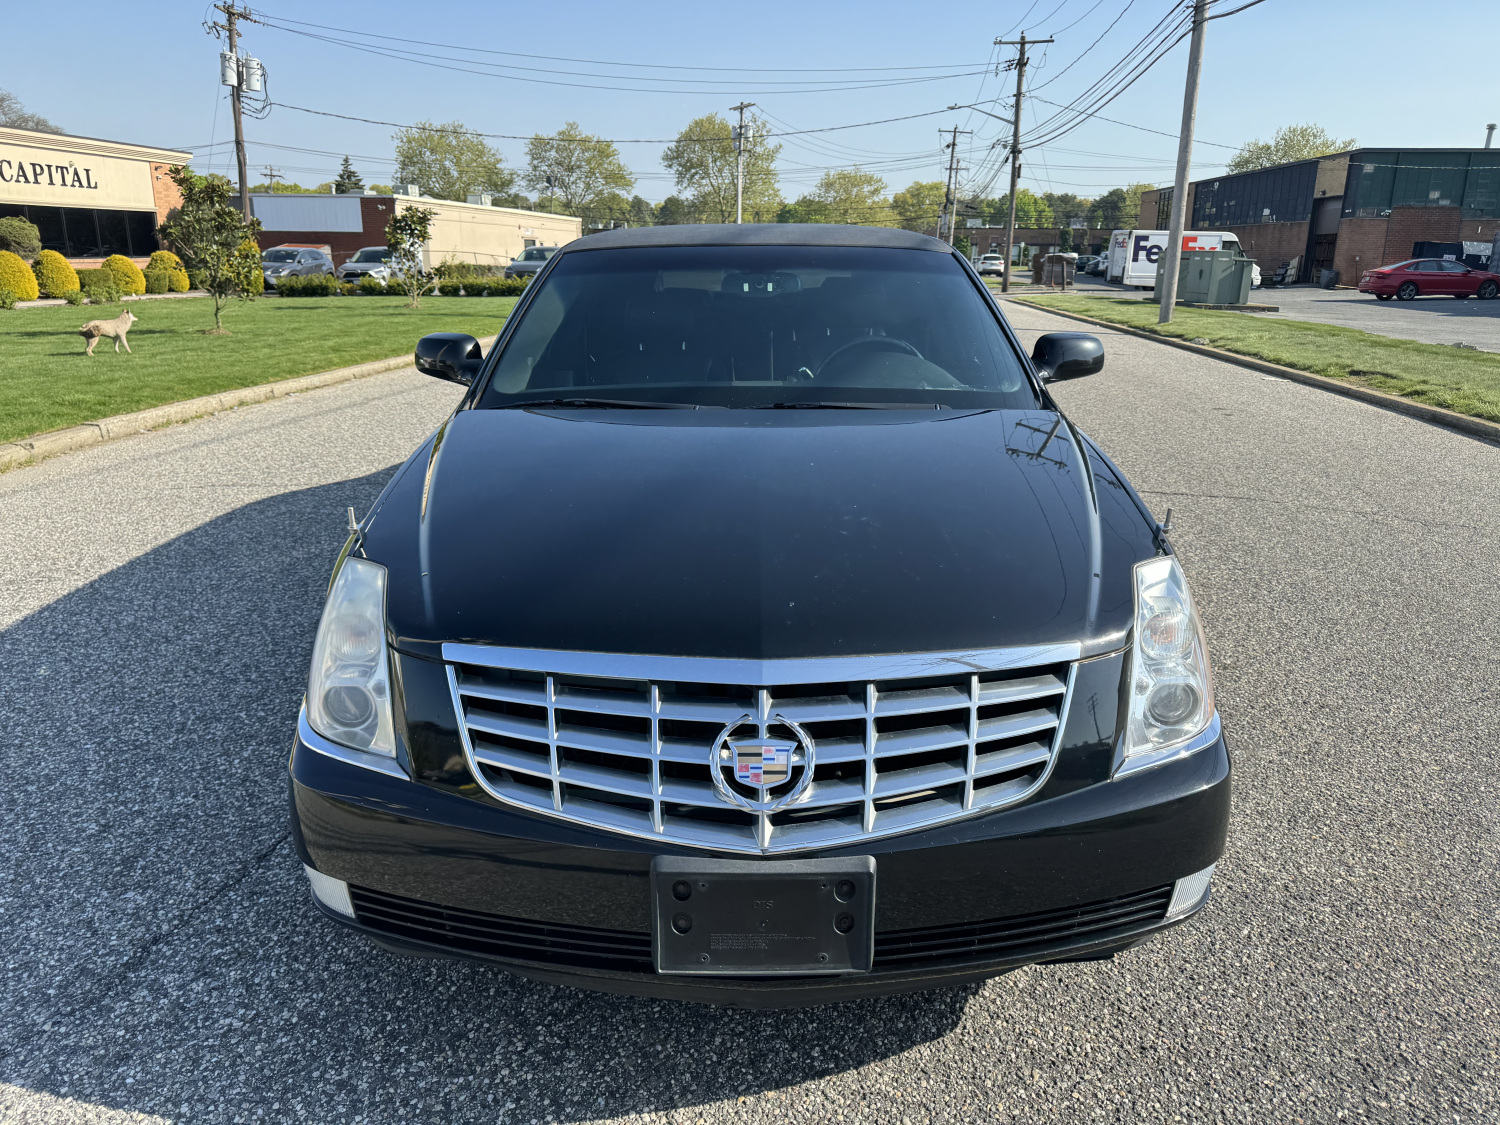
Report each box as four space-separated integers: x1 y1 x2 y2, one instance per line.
1018 294 1500 424
0 295 517 445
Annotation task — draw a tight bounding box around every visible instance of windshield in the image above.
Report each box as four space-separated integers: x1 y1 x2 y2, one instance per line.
479 245 1037 409
350 248 390 263
261 249 297 263
518 247 555 262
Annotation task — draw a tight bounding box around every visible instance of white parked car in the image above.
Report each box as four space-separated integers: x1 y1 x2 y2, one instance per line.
976 254 1007 277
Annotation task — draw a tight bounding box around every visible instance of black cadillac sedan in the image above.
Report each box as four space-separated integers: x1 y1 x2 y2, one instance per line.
290 224 1229 1007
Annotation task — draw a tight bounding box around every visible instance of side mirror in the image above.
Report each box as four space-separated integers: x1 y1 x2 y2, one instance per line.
1032 332 1104 381
415 332 483 386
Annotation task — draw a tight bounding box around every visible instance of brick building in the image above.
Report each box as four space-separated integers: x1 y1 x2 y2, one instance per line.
963 225 1109 260
0 125 190 268
1138 148 1500 283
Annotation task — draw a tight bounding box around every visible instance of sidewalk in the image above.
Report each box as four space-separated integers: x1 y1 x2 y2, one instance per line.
15 290 211 310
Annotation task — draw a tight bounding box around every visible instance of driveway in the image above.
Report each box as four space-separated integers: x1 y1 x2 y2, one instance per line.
1 314 1496 1123
1247 283 1500 351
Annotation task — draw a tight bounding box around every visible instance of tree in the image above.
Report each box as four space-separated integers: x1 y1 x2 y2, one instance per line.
1042 192 1092 229
892 181 947 232
1228 124 1356 174
385 205 437 308
0 88 61 133
654 196 695 225
627 195 655 227
777 196 835 224
809 167 891 225
524 122 634 227
393 120 517 203
984 190 1054 228
661 113 782 224
334 156 364 194
1089 183 1155 231
157 166 263 333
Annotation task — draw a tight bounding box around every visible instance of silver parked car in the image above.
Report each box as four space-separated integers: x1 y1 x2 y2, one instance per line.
504 245 558 280
262 246 333 288
338 247 395 284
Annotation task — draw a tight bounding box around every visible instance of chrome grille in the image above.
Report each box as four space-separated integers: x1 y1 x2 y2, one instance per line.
444 643 1078 855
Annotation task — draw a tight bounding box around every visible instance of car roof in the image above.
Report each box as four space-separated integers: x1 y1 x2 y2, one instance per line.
564 223 953 253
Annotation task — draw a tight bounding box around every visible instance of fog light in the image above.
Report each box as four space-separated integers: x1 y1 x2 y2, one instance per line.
1166 863 1215 921
304 864 355 919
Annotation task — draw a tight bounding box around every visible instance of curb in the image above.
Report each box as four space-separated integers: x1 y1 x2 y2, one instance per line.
0 335 497 473
1006 298 1500 446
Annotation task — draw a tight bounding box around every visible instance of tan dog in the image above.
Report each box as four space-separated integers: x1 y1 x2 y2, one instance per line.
80 309 137 356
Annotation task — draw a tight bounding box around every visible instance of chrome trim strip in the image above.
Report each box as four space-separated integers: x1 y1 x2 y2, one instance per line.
297 705 409 781
442 641 1084 686
1113 711 1222 779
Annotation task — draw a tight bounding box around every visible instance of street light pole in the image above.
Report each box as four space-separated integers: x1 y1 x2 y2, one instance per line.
1157 0 1209 325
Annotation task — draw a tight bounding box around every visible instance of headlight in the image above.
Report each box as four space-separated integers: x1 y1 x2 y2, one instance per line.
306 556 396 757
1120 556 1214 773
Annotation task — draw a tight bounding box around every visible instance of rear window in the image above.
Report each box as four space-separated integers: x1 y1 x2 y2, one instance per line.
350 248 390 263
478 245 1036 409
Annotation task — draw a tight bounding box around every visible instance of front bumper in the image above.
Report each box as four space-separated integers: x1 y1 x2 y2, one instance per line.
289 714 1230 1006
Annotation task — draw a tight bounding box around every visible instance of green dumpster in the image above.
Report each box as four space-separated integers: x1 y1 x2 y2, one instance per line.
1156 249 1255 305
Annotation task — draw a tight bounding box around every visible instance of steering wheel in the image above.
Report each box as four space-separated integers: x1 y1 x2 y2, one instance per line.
814 335 922 379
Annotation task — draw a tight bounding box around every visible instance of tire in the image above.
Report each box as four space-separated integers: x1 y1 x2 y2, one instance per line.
1479 280 1499 300
1375 293 1393 301
1396 282 1419 301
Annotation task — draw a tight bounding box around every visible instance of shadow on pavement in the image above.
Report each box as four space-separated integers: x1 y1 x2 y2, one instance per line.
0 471 974 1124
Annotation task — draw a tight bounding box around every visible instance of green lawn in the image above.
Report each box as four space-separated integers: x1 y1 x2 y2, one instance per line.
1018 294 1500 424
0 295 517 445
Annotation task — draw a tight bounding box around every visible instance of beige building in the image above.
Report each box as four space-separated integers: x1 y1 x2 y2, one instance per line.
0 125 191 266
250 190 581 270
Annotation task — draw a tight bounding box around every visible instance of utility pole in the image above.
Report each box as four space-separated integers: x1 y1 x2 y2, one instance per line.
1158 0 1208 325
938 127 972 245
995 33 1052 293
212 2 255 220
730 102 755 224
263 165 282 191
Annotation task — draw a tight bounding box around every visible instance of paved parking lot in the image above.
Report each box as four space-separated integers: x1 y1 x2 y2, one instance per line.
2 306 1497 1123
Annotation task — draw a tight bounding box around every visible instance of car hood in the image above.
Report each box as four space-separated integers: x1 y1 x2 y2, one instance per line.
366 407 1154 661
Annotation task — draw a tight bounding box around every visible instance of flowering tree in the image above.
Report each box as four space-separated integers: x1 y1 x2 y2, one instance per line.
385 205 437 308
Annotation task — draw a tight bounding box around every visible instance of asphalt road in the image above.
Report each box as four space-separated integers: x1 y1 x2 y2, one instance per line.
2 308 1497 1124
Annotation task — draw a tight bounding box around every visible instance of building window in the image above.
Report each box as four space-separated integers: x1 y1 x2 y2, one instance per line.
1192 161 1317 228
0 203 160 257
1341 151 1499 220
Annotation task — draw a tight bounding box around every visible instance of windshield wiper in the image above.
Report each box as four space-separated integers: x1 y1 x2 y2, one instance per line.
753 401 944 410
493 398 705 410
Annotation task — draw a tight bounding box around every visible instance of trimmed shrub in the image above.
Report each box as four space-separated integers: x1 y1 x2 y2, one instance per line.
168 268 190 292
147 253 192 293
144 268 171 295
0 289 17 311
62 289 86 306
0 216 42 259
238 240 265 295
485 277 530 297
464 282 489 296
85 282 122 304
147 250 184 272
0 250 39 301
339 281 355 296
275 274 339 297
437 279 464 297
358 276 386 296
102 254 147 296
76 268 111 290
31 249 79 297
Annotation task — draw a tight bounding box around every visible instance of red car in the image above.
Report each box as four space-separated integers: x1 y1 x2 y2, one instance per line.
1358 258 1500 301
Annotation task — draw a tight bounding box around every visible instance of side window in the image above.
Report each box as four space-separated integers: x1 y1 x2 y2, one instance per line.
1440 260 1465 273
1415 260 1440 272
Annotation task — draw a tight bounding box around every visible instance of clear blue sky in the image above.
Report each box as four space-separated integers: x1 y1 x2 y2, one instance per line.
3 0 1494 204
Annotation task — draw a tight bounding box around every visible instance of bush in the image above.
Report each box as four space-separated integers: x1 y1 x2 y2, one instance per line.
358 275 385 296
0 250 39 301
438 279 464 297
147 251 192 293
0 216 42 259
0 289 17 311
237 240 265 295
62 288 85 306
144 268 170 295
339 281 355 296
85 283 122 304
76 268 111 289
464 282 489 296
102 254 146 296
485 276 530 297
275 273 339 297
31 249 79 297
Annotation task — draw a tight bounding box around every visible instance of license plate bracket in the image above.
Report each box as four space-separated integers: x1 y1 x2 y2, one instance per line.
652 856 876 975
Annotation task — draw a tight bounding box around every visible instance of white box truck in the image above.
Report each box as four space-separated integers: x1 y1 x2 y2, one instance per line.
1107 230 1244 288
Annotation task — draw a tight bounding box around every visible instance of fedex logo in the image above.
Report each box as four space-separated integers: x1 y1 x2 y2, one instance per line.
1132 235 1161 263
1182 234 1222 252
